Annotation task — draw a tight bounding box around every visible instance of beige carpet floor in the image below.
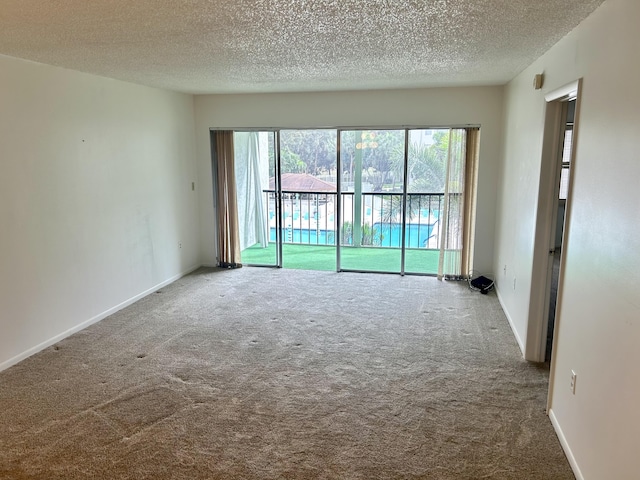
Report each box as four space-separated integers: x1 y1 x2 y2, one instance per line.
0 267 574 479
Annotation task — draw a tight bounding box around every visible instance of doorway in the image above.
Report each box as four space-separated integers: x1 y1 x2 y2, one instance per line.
546 99 575 361
528 80 580 365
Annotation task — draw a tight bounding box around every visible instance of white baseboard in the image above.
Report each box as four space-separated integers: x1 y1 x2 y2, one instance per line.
495 287 526 356
549 408 584 480
0 264 201 373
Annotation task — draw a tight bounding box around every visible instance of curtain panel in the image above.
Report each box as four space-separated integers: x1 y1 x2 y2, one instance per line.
437 128 479 280
213 130 242 268
461 127 480 278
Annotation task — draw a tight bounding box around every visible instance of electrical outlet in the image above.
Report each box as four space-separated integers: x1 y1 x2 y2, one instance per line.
513 277 516 290
191 182 195 191
570 370 577 394
179 242 182 249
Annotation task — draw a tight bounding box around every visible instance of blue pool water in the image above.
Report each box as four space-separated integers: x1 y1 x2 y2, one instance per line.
374 223 436 248
270 227 334 245
269 223 435 248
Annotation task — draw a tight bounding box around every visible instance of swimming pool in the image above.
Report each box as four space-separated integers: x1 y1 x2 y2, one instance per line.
269 222 436 248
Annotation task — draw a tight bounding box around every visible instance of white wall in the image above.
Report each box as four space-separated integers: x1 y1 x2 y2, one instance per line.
494 0 640 477
194 87 504 273
0 55 200 369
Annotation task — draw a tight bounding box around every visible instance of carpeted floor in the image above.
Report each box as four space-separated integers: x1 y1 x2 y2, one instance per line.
0 267 574 479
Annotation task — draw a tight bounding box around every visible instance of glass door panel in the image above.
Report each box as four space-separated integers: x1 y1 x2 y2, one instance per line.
403 129 448 274
234 131 278 266
339 130 405 273
279 129 338 271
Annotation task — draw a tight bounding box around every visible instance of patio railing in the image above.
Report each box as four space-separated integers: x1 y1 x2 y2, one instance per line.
265 190 452 249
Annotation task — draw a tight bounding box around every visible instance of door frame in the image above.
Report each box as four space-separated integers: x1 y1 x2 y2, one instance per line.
526 79 582 366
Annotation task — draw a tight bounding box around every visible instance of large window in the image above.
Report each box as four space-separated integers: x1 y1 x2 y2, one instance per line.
216 127 479 277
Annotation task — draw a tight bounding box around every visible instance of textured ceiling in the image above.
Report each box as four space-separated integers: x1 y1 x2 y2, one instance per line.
0 0 605 94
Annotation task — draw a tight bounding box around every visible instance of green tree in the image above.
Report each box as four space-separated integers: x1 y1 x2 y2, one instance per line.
341 130 405 190
381 129 455 223
406 138 447 193
280 147 306 173
280 130 337 175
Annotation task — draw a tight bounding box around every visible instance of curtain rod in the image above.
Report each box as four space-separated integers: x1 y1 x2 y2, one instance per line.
209 124 481 132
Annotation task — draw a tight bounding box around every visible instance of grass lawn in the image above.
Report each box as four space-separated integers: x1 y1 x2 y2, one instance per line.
240 243 439 274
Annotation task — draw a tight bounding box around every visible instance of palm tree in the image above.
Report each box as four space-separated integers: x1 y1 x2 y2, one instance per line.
381 136 449 223
341 221 383 246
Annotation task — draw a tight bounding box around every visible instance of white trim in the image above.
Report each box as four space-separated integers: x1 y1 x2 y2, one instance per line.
528 78 583 363
549 408 585 480
0 264 202 373
495 286 526 356
544 79 583 406
545 80 580 102
526 99 564 363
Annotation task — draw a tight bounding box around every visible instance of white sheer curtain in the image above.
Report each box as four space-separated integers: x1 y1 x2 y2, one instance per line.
235 132 269 251
248 132 270 247
437 128 478 280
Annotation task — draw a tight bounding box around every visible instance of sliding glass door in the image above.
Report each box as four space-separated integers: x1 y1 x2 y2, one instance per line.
237 129 338 270
404 129 450 275
339 130 406 273
234 131 278 267
277 130 338 270
404 128 469 277
337 128 469 275
226 127 475 276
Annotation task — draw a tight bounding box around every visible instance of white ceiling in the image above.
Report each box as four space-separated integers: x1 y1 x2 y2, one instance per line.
0 0 604 95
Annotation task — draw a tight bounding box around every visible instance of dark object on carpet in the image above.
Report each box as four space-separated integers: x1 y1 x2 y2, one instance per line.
470 274 495 294
218 261 242 269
